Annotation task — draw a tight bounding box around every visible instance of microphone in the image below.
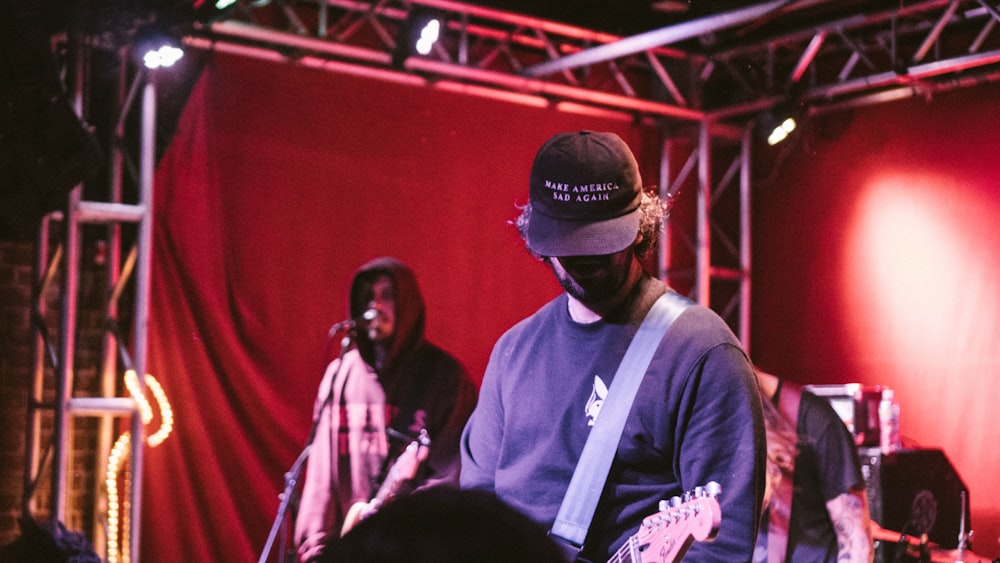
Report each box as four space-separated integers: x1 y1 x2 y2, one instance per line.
328 309 379 337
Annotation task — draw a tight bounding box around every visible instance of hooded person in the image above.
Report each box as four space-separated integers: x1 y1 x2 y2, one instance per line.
295 257 478 563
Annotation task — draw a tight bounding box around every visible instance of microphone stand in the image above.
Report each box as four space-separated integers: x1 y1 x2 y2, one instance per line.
258 330 356 563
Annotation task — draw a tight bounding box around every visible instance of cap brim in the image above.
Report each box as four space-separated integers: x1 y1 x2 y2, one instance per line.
526 210 640 257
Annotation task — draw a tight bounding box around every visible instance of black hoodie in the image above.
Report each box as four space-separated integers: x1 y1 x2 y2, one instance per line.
297 258 478 561
347 257 477 486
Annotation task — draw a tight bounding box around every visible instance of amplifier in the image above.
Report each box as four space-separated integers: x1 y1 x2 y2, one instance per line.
858 448 971 561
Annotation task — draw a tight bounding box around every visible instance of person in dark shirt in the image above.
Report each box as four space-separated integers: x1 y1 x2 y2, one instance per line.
460 130 766 562
754 370 873 562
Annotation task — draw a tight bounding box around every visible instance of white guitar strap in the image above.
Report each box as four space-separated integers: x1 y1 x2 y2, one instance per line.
550 291 692 556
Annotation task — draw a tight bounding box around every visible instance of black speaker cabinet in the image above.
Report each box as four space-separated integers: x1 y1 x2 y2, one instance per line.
859 448 971 561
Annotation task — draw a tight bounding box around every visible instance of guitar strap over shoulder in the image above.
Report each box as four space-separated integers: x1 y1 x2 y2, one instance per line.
550 291 692 557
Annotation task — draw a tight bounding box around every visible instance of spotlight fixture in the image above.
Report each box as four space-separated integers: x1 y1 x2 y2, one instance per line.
135 31 185 69
141 43 184 69
414 17 441 56
191 0 241 24
392 8 445 68
767 116 797 146
758 102 803 146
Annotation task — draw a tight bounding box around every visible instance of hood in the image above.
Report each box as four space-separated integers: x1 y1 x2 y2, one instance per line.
348 256 426 377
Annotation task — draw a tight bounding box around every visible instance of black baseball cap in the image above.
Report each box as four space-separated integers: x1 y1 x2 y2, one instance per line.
525 131 642 257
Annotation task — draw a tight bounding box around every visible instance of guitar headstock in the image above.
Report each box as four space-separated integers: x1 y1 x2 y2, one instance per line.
628 482 722 563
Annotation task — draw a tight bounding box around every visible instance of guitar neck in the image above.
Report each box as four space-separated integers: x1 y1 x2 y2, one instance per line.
372 429 431 505
341 430 432 536
371 460 405 505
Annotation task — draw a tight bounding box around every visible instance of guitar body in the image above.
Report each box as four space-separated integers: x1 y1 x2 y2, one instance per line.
339 430 430 536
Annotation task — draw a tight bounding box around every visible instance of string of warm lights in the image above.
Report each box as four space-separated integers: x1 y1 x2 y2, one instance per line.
106 369 174 563
124 370 154 424
106 433 130 563
144 375 174 447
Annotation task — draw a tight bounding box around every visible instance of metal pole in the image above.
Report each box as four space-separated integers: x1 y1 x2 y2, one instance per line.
53 190 81 523
53 41 89 524
739 125 752 349
128 70 156 562
92 45 130 556
658 135 672 283
696 120 711 306
25 214 53 516
523 0 788 77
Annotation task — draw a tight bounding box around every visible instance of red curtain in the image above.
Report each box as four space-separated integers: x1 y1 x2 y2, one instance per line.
143 52 656 561
752 84 1000 558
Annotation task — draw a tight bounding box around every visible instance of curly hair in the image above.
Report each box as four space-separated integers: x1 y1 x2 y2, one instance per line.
513 189 671 259
760 392 799 511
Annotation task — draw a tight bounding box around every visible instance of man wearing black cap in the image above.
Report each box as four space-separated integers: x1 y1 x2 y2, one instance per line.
460 131 766 561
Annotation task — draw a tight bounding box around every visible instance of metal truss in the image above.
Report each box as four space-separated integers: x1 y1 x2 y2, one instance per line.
704 0 1000 118
181 0 1000 343
193 0 1000 121
658 124 753 344
185 0 699 121
26 43 158 561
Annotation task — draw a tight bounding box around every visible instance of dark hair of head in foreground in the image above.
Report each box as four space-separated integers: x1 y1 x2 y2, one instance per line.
315 487 569 563
0 517 101 563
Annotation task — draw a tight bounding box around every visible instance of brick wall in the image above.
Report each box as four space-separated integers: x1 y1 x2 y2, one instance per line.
0 240 34 547
1 236 109 549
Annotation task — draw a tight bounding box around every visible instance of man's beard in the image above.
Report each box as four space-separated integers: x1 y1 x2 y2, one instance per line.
551 251 633 308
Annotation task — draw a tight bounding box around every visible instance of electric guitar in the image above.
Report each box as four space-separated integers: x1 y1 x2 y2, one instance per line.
340 429 431 536
606 482 722 563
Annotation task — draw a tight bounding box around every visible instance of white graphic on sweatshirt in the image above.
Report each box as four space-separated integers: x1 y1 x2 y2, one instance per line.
585 375 609 426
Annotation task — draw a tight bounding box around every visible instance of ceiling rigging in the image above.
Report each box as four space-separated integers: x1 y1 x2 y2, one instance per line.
182 0 1000 125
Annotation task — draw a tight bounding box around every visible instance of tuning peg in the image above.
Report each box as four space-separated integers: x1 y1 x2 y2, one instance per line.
704 481 722 498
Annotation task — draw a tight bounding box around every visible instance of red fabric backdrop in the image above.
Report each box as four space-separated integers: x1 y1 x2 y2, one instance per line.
143 52 658 561
752 84 1000 558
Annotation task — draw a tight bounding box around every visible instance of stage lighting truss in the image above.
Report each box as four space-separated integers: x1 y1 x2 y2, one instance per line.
187 0 1000 126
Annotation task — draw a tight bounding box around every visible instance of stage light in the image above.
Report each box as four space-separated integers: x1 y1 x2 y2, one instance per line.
767 116 797 146
192 0 240 24
758 102 803 146
415 17 441 55
141 43 184 69
135 27 185 69
393 9 445 67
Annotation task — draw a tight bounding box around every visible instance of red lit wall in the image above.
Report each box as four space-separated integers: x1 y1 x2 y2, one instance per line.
752 84 1000 558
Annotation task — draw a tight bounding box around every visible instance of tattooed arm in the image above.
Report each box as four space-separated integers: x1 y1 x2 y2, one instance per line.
826 487 874 563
